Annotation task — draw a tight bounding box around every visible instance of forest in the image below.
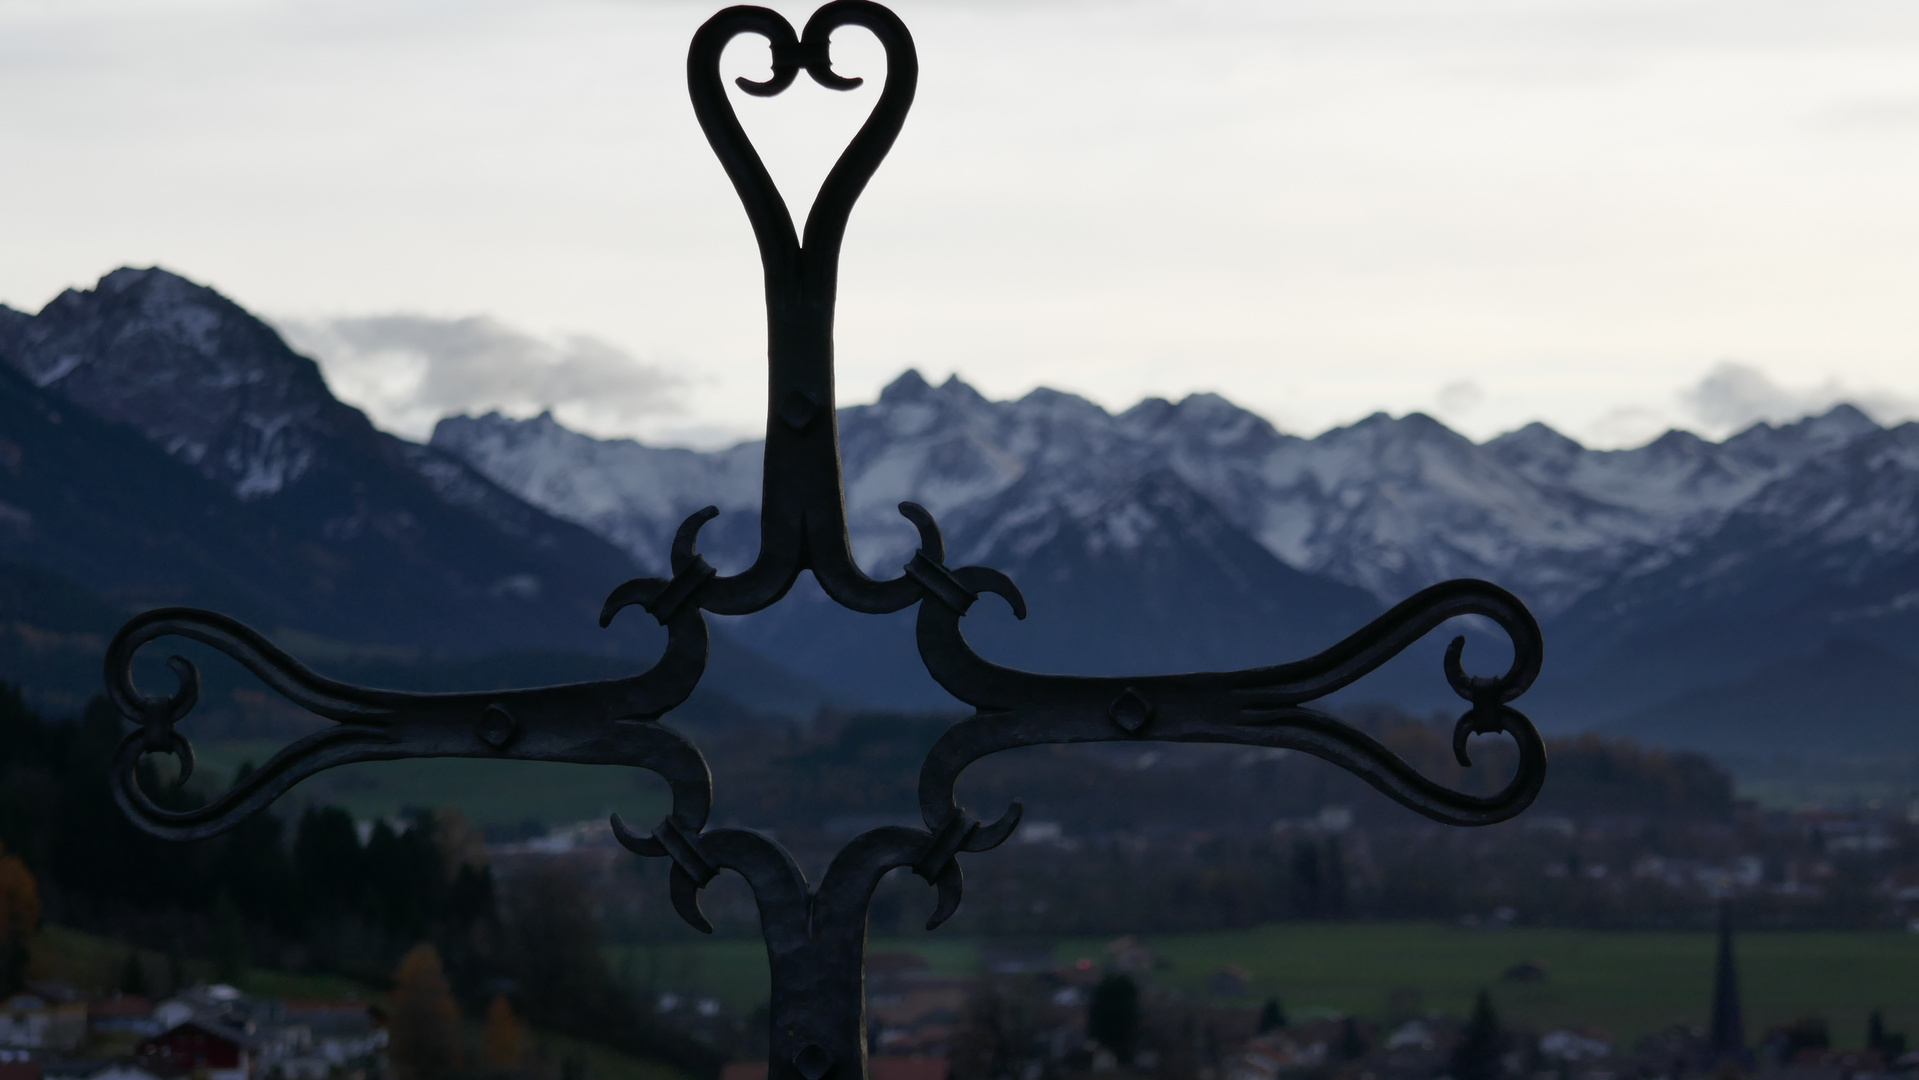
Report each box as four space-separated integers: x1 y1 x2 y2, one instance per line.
0 686 719 1077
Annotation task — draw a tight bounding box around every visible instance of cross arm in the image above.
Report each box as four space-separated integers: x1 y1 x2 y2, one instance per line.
102 582 714 841
911 570 1548 836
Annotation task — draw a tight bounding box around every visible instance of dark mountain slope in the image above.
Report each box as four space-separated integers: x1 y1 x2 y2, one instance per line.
717 469 1386 709
0 360 832 716
0 305 25 360
959 469 1385 677
1606 637 1919 756
0 359 320 624
0 269 832 716
0 268 652 655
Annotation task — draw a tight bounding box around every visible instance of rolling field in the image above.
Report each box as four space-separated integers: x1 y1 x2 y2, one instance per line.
610 922 1919 1045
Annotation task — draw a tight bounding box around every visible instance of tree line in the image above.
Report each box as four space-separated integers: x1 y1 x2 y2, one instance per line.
0 686 720 1079
0 687 482 970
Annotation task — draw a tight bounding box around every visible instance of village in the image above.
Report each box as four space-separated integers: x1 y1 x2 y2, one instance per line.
0 983 384 1080
0 856 1915 1080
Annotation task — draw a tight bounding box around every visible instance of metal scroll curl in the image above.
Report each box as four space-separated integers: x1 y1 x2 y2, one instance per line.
612 819 969 937
103 582 715 842
612 822 982 1080
910 573 1548 834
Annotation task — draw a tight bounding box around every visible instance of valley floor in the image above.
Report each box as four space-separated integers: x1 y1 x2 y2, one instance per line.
192 738 674 827
608 921 1919 1046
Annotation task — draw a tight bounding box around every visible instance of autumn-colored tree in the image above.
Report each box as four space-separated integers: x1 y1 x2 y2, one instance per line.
389 944 464 1080
0 844 42 994
483 995 525 1070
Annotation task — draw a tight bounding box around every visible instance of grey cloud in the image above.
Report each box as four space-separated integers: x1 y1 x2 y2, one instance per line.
1680 361 1913 435
275 314 682 440
1436 379 1485 416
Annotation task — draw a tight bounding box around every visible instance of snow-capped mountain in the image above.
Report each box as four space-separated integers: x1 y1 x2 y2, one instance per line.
1565 418 1919 639
435 373 1397 704
434 370 1884 619
0 269 652 658
7 268 358 499
427 409 766 574
1542 419 1919 723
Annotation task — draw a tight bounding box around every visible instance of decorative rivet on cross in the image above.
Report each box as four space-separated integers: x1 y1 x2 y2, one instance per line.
780 389 822 430
1110 687 1155 733
476 704 518 750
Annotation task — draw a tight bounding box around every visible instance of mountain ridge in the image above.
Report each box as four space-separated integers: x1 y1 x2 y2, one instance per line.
6 265 1915 759
437 370 1887 620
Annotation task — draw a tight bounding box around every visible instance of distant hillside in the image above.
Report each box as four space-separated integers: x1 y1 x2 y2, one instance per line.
0 555 823 743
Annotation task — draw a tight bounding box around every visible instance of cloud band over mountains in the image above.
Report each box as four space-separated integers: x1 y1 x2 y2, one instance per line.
280 307 1919 452
275 315 683 442
1682 361 1916 437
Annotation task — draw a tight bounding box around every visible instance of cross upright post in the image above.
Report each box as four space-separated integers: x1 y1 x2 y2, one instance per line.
104 6 1550 1080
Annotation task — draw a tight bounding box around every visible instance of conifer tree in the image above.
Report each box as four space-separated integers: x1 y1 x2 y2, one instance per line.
209 891 247 985
120 950 149 996
166 946 186 997
1450 991 1502 1080
1868 1010 1907 1059
1338 1016 1366 1061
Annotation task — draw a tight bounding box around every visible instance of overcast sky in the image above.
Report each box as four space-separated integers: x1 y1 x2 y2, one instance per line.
4 0 1919 448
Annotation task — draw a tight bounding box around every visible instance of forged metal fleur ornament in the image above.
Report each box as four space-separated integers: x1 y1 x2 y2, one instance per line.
105 4 1548 1080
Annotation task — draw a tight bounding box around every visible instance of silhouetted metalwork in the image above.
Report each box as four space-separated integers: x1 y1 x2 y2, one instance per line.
105 5 1549 1079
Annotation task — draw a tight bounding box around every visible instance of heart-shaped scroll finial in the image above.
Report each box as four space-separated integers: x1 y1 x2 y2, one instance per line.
674 2 934 621
687 2 918 295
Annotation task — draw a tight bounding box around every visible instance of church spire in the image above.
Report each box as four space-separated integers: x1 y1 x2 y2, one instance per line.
1709 899 1748 1068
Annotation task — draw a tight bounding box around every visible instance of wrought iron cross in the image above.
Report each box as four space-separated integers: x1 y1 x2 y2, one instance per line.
105 4 1547 1079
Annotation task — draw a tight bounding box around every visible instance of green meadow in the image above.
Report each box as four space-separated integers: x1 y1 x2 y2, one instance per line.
610 922 1919 1046
192 739 673 828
